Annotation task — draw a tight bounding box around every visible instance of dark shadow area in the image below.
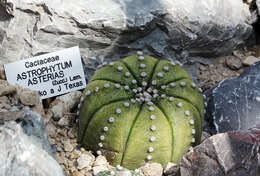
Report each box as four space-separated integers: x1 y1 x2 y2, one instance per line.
253 21 260 44
227 132 260 175
250 0 260 44
252 17 260 44
107 0 168 59
0 1 13 44
0 1 13 20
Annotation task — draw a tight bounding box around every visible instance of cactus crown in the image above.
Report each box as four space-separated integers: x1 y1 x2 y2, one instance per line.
78 53 204 170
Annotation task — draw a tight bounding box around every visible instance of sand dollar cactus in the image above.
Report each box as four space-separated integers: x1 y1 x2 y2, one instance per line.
78 52 204 170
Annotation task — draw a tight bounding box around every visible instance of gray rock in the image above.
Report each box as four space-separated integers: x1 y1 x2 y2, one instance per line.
180 128 260 176
20 108 54 155
0 106 51 154
0 0 254 81
0 121 64 176
225 57 242 70
204 62 260 134
200 131 211 143
232 50 244 59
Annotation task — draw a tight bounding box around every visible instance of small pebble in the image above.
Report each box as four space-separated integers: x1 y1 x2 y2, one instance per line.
242 56 260 66
63 140 74 152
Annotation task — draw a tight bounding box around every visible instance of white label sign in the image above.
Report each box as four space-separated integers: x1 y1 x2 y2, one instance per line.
4 46 86 99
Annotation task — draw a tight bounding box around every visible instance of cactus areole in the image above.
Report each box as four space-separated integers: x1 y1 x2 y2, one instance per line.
78 53 204 169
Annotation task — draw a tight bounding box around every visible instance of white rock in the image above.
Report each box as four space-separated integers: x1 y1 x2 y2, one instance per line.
63 140 74 152
139 163 163 176
77 153 95 170
116 170 133 176
57 117 70 126
92 165 109 175
242 56 260 66
0 121 64 176
94 155 108 166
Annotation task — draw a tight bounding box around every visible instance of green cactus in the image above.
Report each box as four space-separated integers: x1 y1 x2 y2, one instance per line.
78 52 204 170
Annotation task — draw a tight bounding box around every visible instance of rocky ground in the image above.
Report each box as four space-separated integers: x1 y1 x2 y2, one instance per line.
1 0 260 175
0 45 260 176
196 46 260 90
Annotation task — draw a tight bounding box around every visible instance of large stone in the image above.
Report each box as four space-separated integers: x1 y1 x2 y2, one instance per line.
0 121 64 176
204 62 260 134
0 107 54 154
180 128 260 176
0 0 254 80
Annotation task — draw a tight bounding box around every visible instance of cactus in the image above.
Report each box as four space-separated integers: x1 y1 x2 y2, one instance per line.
78 52 204 170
